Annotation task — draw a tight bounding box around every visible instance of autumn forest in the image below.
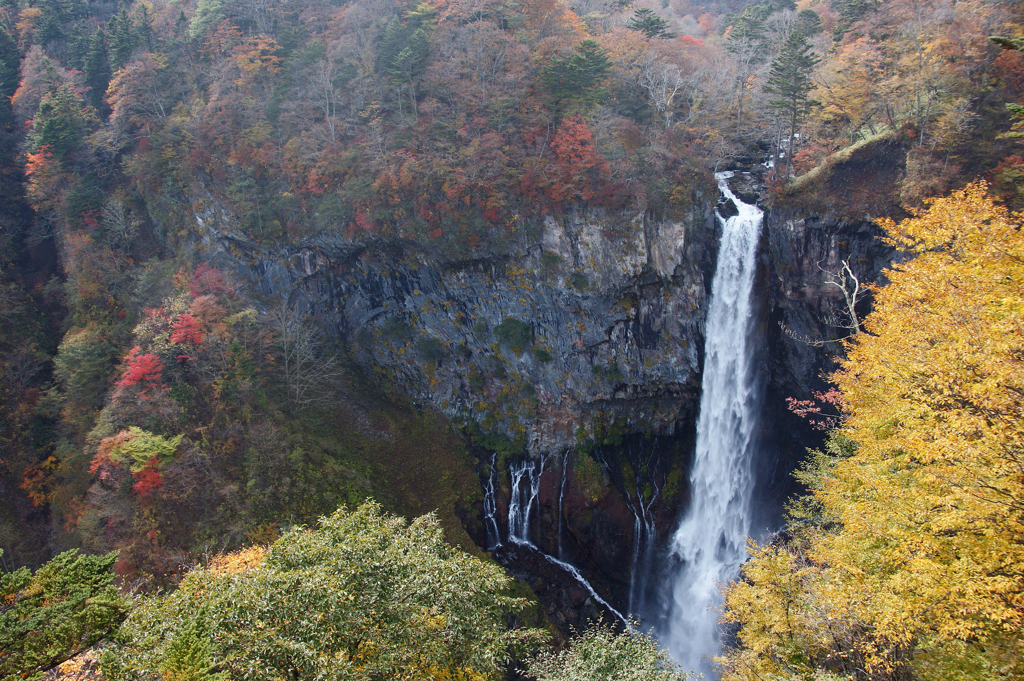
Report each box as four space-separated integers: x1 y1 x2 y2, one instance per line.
1 0 1024 677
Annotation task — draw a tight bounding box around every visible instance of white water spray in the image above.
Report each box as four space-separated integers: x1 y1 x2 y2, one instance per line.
666 172 763 675
558 451 568 560
626 461 659 616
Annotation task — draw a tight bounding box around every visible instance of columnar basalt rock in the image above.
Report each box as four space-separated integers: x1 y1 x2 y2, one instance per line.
196 200 720 456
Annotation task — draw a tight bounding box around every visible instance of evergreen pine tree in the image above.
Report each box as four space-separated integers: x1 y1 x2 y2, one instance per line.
540 39 611 116
0 26 17 130
379 2 436 116
0 25 18 102
763 30 820 177
795 8 822 37
35 0 67 46
66 21 91 71
31 84 93 160
108 8 135 71
84 28 111 115
625 8 676 39
135 3 154 52
173 11 190 47
990 37 1024 143
831 0 872 40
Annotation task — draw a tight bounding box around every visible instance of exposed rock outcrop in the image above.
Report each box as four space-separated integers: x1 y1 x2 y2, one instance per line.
199 197 720 455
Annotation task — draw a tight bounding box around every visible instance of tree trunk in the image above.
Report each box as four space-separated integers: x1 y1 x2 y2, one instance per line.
787 104 798 179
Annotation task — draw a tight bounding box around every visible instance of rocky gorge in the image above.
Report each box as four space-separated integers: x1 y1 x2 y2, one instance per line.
181 162 899 632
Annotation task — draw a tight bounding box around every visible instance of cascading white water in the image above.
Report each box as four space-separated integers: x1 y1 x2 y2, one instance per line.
508 457 545 544
537 550 629 623
483 453 501 549
505 454 630 625
557 451 568 560
666 172 763 675
627 491 658 615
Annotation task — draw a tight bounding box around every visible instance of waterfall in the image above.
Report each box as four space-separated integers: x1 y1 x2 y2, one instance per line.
665 172 763 675
508 456 545 545
483 453 501 550
557 451 568 560
621 441 660 617
536 550 629 624
504 454 630 626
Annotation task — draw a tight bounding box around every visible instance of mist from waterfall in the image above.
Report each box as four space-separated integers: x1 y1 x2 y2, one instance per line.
665 172 764 676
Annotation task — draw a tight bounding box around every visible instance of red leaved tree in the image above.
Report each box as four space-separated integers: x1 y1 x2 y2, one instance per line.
169 314 204 345
190 264 232 297
132 458 163 497
549 115 610 204
115 347 165 395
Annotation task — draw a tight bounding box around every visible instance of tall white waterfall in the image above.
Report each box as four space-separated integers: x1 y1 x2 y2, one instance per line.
666 172 763 675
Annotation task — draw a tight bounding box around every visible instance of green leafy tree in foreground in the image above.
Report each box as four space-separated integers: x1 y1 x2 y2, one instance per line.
0 549 128 681
528 622 690 681
103 502 544 681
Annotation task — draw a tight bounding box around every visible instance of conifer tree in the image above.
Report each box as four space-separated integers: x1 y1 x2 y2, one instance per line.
0 25 18 104
625 8 676 39
991 36 1024 141
65 21 91 71
764 30 819 177
108 8 135 72
540 39 611 116
30 84 96 162
379 2 436 116
135 3 154 52
84 28 111 115
34 0 68 46
832 0 872 40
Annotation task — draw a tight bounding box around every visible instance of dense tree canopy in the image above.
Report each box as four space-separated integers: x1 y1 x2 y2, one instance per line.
102 502 542 681
0 549 128 681
0 0 1023 662
528 622 691 681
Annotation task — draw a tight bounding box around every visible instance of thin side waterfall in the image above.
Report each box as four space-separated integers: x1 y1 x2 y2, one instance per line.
508 456 545 544
537 551 628 624
557 451 568 560
483 453 501 550
505 454 629 625
665 172 764 675
625 442 659 617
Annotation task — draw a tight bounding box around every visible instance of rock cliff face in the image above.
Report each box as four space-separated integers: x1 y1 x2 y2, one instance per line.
183 177 896 620
199 195 720 454
764 208 898 397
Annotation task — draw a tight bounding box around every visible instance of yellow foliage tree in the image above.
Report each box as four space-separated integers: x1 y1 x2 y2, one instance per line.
720 182 1024 680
